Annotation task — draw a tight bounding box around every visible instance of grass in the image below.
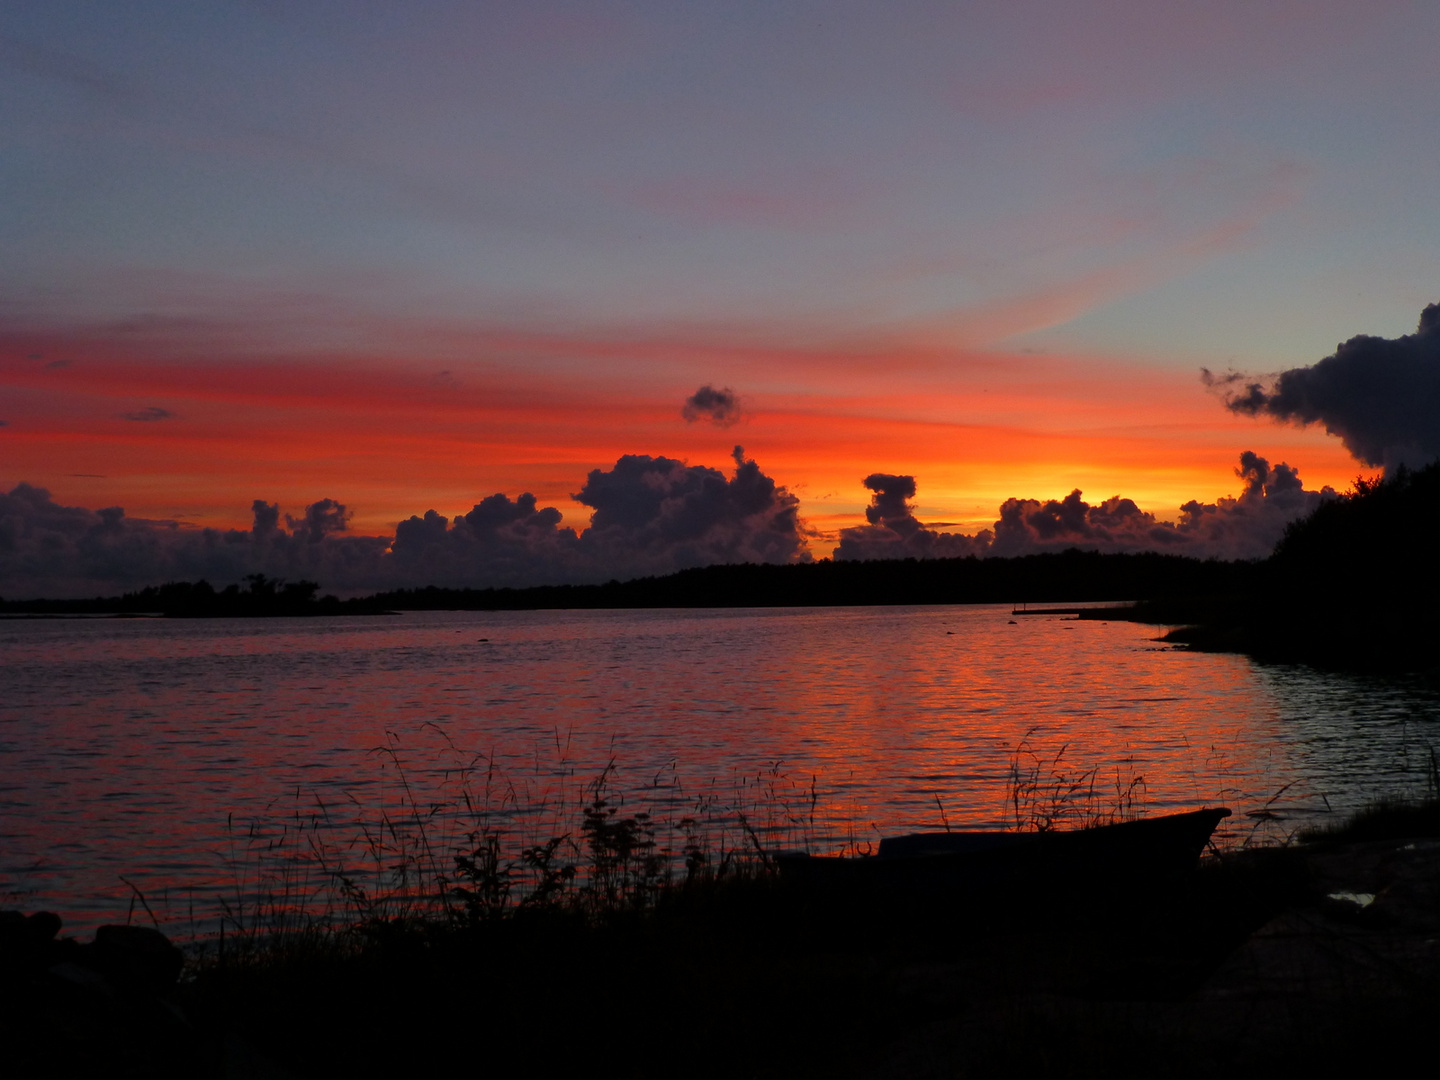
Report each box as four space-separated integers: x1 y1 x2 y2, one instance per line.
1294 796 1440 846
1291 745 1440 846
190 724 1203 963
181 816 1421 1079
19 824 1438 1078
1005 728 1149 833
190 729 832 967
14 736 1440 1078
174 723 1436 954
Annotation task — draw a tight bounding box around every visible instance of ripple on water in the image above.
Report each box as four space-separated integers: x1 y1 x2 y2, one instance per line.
2 605 1438 932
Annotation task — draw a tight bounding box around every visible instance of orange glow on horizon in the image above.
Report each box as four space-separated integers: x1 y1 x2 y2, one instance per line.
1 322 1360 553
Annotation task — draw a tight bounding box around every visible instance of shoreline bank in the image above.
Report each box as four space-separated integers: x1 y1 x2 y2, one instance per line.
5 802 1439 1077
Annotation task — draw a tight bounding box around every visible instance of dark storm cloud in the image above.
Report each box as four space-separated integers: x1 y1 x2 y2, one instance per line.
681 385 742 427
121 406 174 422
836 452 1335 563
1205 301 1440 470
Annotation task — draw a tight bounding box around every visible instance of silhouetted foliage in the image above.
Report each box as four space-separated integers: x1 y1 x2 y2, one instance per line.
364 549 1256 611
2 549 1257 616
1121 460 1440 673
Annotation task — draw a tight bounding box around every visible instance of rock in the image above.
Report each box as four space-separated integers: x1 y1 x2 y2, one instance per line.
0 909 65 974
27 910 62 942
48 958 115 997
88 924 184 991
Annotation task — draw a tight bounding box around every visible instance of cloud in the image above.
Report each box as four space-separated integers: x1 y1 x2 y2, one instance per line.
388 446 806 588
836 451 1335 563
0 447 809 598
388 492 582 589
251 500 280 536
0 484 389 599
681 385 742 427
121 406 174 422
1205 302 1440 471
2 448 1333 599
286 497 350 543
573 445 805 572
835 473 991 560
862 474 919 532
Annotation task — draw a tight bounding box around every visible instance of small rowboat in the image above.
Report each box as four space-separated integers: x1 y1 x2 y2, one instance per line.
775 807 1231 891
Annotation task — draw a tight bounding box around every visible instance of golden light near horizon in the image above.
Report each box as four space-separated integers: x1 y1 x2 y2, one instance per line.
3 3 1438 592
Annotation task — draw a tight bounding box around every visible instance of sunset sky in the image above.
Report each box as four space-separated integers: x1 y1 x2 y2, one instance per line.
3 1 1437 560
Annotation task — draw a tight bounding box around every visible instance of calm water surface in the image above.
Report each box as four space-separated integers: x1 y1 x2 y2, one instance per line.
2 605 1437 932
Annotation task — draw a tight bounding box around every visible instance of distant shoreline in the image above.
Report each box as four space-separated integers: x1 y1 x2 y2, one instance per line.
0 548 1249 617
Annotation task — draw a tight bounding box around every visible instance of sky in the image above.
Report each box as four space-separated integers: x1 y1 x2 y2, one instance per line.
4 1 1440 594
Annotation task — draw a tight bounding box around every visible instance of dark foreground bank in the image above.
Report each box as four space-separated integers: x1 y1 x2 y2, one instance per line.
4 802 1439 1079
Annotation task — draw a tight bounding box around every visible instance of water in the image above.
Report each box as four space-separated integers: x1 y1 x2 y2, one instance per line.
2 605 1437 933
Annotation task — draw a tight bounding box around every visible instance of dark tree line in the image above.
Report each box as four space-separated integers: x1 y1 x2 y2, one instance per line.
1125 461 1440 673
366 549 1255 612
0 574 367 618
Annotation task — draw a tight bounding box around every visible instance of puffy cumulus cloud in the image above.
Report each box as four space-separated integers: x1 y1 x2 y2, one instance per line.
0 485 389 599
1205 302 1440 471
2 447 1336 597
574 446 806 573
387 492 582 588
681 385 742 427
251 499 280 536
863 474 919 532
988 490 1176 557
835 474 991 561
1168 450 1336 560
1 449 807 598
387 446 806 587
286 497 350 543
836 452 1336 563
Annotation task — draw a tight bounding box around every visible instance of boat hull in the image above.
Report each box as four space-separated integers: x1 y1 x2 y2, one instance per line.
776 807 1231 892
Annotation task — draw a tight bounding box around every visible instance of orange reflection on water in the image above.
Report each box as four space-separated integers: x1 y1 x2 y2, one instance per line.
2 606 1435 932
